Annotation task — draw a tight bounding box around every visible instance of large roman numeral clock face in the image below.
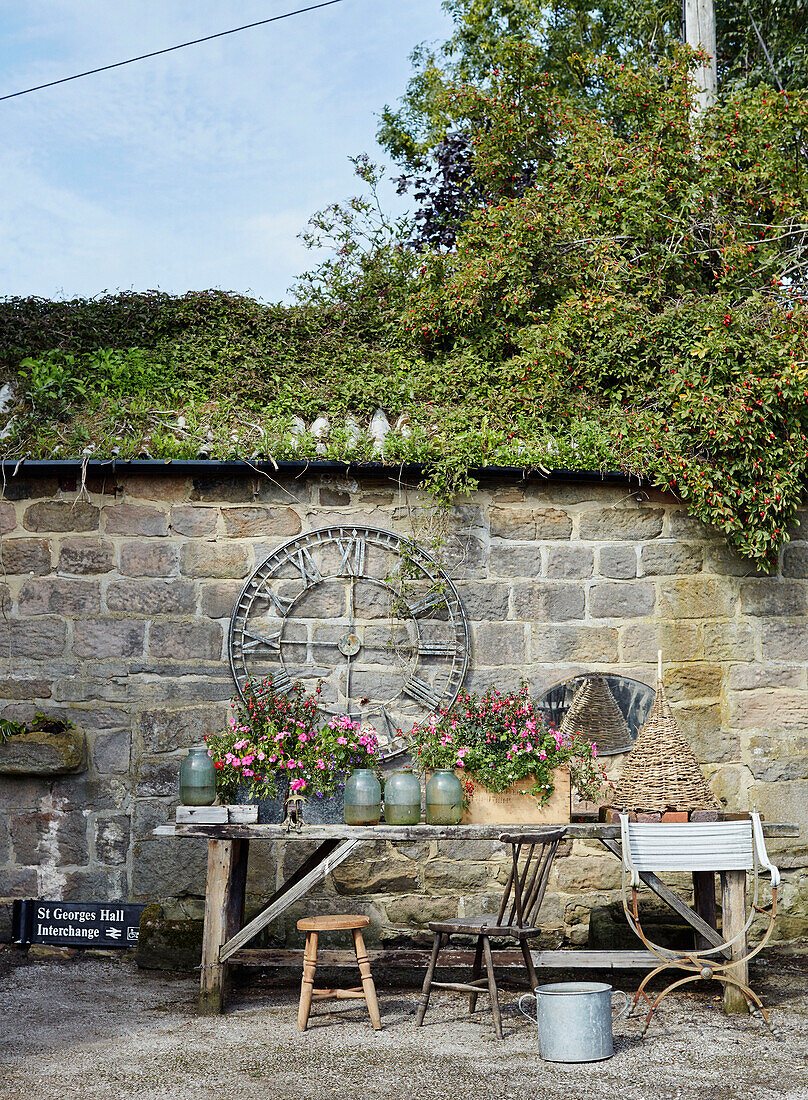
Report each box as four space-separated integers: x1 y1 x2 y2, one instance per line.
228 526 470 760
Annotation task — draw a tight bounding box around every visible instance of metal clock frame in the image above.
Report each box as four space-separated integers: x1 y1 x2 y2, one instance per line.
228 525 470 760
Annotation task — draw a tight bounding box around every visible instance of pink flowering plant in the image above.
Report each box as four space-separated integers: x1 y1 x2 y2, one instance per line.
408 683 610 806
302 714 380 801
205 677 321 803
206 677 380 805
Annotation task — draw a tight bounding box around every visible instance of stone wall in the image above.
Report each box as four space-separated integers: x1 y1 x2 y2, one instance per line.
1 467 807 947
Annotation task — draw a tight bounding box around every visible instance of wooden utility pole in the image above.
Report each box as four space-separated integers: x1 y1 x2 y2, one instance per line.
684 0 717 114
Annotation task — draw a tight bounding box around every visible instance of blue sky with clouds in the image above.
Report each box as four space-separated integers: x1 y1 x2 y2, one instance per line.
0 1 450 303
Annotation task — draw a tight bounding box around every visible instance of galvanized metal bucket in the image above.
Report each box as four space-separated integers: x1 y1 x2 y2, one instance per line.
518 982 630 1062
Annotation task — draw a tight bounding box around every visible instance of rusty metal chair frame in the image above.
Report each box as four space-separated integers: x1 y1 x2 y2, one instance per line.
619 812 780 1036
416 828 566 1039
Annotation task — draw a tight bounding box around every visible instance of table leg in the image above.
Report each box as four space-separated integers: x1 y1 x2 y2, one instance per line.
692 871 717 951
199 838 249 1015
720 869 748 1014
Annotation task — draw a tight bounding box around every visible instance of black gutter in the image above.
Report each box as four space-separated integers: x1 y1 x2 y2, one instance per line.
0 457 650 486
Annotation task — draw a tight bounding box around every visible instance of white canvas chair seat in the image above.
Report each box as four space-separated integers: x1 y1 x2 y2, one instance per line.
618 812 780 1036
621 817 780 884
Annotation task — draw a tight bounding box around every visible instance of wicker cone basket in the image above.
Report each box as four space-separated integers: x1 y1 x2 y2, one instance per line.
558 676 633 754
611 674 719 813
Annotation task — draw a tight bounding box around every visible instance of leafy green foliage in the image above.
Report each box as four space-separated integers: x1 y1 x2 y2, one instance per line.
1 49 807 572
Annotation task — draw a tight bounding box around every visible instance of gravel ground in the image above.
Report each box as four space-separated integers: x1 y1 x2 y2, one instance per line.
2 947 808 1100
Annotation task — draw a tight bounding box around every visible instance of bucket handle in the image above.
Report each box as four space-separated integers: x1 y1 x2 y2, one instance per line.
518 992 537 1022
612 990 630 1022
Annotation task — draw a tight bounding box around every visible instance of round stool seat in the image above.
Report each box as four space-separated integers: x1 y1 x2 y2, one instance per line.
297 914 370 932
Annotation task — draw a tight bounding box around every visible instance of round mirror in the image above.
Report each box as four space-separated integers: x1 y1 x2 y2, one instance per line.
536 674 655 756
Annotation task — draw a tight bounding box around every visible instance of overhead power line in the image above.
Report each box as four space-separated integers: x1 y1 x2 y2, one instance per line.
0 0 346 103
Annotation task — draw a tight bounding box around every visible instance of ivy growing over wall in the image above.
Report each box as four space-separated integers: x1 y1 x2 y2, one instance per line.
0 49 806 571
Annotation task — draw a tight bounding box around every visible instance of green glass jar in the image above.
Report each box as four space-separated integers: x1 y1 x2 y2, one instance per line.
383 767 422 825
425 769 463 825
343 768 382 826
179 747 217 806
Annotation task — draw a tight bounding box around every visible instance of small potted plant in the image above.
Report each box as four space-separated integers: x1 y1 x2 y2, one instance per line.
206 678 381 824
296 714 380 824
205 677 319 822
408 683 610 824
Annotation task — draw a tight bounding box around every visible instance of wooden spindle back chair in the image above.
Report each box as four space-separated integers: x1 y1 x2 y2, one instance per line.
416 828 566 1039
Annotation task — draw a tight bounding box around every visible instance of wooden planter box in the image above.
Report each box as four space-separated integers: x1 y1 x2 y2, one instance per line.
461 768 571 825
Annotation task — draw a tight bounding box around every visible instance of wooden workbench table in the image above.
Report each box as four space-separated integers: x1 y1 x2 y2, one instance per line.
153 821 798 1015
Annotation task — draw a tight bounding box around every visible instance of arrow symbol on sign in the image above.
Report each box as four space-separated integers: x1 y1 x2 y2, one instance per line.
105 927 122 939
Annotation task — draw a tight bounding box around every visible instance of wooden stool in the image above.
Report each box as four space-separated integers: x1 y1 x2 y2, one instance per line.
296 914 382 1031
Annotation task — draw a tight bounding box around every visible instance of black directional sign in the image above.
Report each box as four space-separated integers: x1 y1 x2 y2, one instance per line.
12 900 148 947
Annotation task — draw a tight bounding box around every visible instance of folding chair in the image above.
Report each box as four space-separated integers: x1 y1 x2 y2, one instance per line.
619 812 780 1035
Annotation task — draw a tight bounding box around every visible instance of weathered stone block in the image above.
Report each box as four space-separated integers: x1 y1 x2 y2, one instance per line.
222 507 302 538
0 583 9 616
0 678 52 700
553 854 621 891
704 544 764 577
149 622 223 661
93 729 132 775
598 545 637 579
103 503 168 537
11 808 88 865
640 542 703 576
139 705 225 753
135 910 203 971
546 545 594 579
94 814 131 864
320 487 351 506
531 624 619 664
1 538 50 574
782 544 808 579
331 858 419 894
0 500 16 534
106 578 196 614
488 542 541 578
423 861 494 891
579 507 663 541
664 662 723 702
751 780 808 848
170 505 218 537
180 542 250 578
199 580 243 619
119 542 179 577
589 582 654 619
132 837 208 899
728 663 803 690
62 868 124 900
620 621 702 662
491 506 571 540
729 689 808 730
23 500 99 533
0 726 86 775
748 733 808 781
136 756 182 798
740 579 807 617
73 619 145 659
471 622 526 665
18 578 101 616
191 475 297 503
657 578 735 619
454 581 511 621
511 583 585 622
0 867 38 897
383 894 460 928
0 620 65 651
57 538 114 575
675 703 736 763
702 621 755 661
667 511 712 539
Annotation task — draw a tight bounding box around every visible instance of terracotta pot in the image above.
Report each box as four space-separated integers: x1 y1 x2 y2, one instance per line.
460 767 571 825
